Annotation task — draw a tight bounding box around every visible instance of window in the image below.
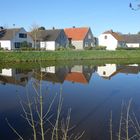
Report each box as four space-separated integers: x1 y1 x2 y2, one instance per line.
15 42 21 48
103 71 106 75
104 35 107 39
19 33 27 38
85 42 89 47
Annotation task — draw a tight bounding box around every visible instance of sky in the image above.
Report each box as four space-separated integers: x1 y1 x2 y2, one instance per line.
0 0 140 36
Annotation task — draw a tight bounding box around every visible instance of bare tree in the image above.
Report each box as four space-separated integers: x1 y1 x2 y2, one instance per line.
6 70 84 140
110 99 140 140
29 23 40 49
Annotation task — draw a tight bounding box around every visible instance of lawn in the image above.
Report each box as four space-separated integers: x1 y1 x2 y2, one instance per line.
0 50 140 62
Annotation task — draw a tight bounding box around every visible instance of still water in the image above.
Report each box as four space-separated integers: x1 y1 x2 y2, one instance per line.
0 63 140 140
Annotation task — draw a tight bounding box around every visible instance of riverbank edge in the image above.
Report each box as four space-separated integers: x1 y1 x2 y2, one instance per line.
0 50 140 62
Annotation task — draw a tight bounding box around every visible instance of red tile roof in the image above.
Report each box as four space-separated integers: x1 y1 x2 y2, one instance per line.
65 72 88 84
64 27 89 40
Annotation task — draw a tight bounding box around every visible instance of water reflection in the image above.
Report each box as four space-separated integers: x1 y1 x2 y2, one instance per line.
0 68 33 86
0 64 140 86
0 63 140 140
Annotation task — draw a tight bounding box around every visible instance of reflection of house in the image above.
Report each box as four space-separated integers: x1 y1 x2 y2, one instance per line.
64 27 95 49
65 65 93 84
97 64 117 79
0 68 33 86
0 27 33 50
97 64 140 79
122 34 140 48
117 64 140 75
35 29 68 50
34 66 69 84
98 30 125 50
0 68 13 77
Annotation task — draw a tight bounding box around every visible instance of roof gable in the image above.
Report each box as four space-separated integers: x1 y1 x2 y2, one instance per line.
36 29 62 41
103 30 123 41
0 28 21 40
64 27 89 40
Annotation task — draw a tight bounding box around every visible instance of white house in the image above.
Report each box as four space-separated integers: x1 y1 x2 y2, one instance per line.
122 34 140 48
0 68 33 86
0 27 33 50
41 66 56 74
97 64 117 79
64 27 95 49
98 30 125 50
35 29 68 51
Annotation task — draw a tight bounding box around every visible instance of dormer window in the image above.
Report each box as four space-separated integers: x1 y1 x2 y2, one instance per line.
104 35 107 39
19 33 27 38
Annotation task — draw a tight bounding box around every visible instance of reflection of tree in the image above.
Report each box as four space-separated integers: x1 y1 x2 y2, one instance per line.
6 71 84 140
110 100 140 140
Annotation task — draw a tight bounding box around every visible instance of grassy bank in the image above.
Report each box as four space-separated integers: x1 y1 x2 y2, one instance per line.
0 50 140 62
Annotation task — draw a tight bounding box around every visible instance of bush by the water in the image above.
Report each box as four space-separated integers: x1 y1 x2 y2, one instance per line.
84 46 106 50
56 45 75 51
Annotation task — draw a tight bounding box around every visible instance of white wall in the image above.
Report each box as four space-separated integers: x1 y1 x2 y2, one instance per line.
40 41 55 50
72 40 83 49
0 69 13 77
97 64 117 78
41 66 56 73
126 43 140 48
98 34 118 50
71 65 83 73
0 41 11 50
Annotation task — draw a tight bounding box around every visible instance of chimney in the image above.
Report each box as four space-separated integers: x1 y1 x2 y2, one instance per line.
73 26 75 28
52 27 55 30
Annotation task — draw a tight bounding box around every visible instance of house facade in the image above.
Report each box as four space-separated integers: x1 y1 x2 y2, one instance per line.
98 30 125 50
35 29 68 51
97 64 117 79
64 27 95 50
122 34 140 48
0 27 33 50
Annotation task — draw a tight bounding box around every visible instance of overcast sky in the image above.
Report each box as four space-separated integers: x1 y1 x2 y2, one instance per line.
1 0 140 36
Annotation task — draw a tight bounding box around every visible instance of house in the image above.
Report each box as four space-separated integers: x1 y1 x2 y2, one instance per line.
0 27 33 50
117 64 140 75
64 27 95 49
33 66 69 84
65 65 93 84
0 68 33 86
97 64 117 79
98 30 125 50
34 29 68 50
122 34 140 48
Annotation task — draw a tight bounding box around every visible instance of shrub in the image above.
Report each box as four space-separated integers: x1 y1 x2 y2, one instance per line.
116 47 140 50
93 46 106 50
67 44 75 49
84 46 93 50
0 47 4 51
56 46 66 51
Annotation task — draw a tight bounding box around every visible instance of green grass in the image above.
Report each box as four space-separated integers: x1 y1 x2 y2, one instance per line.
0 50 140 62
